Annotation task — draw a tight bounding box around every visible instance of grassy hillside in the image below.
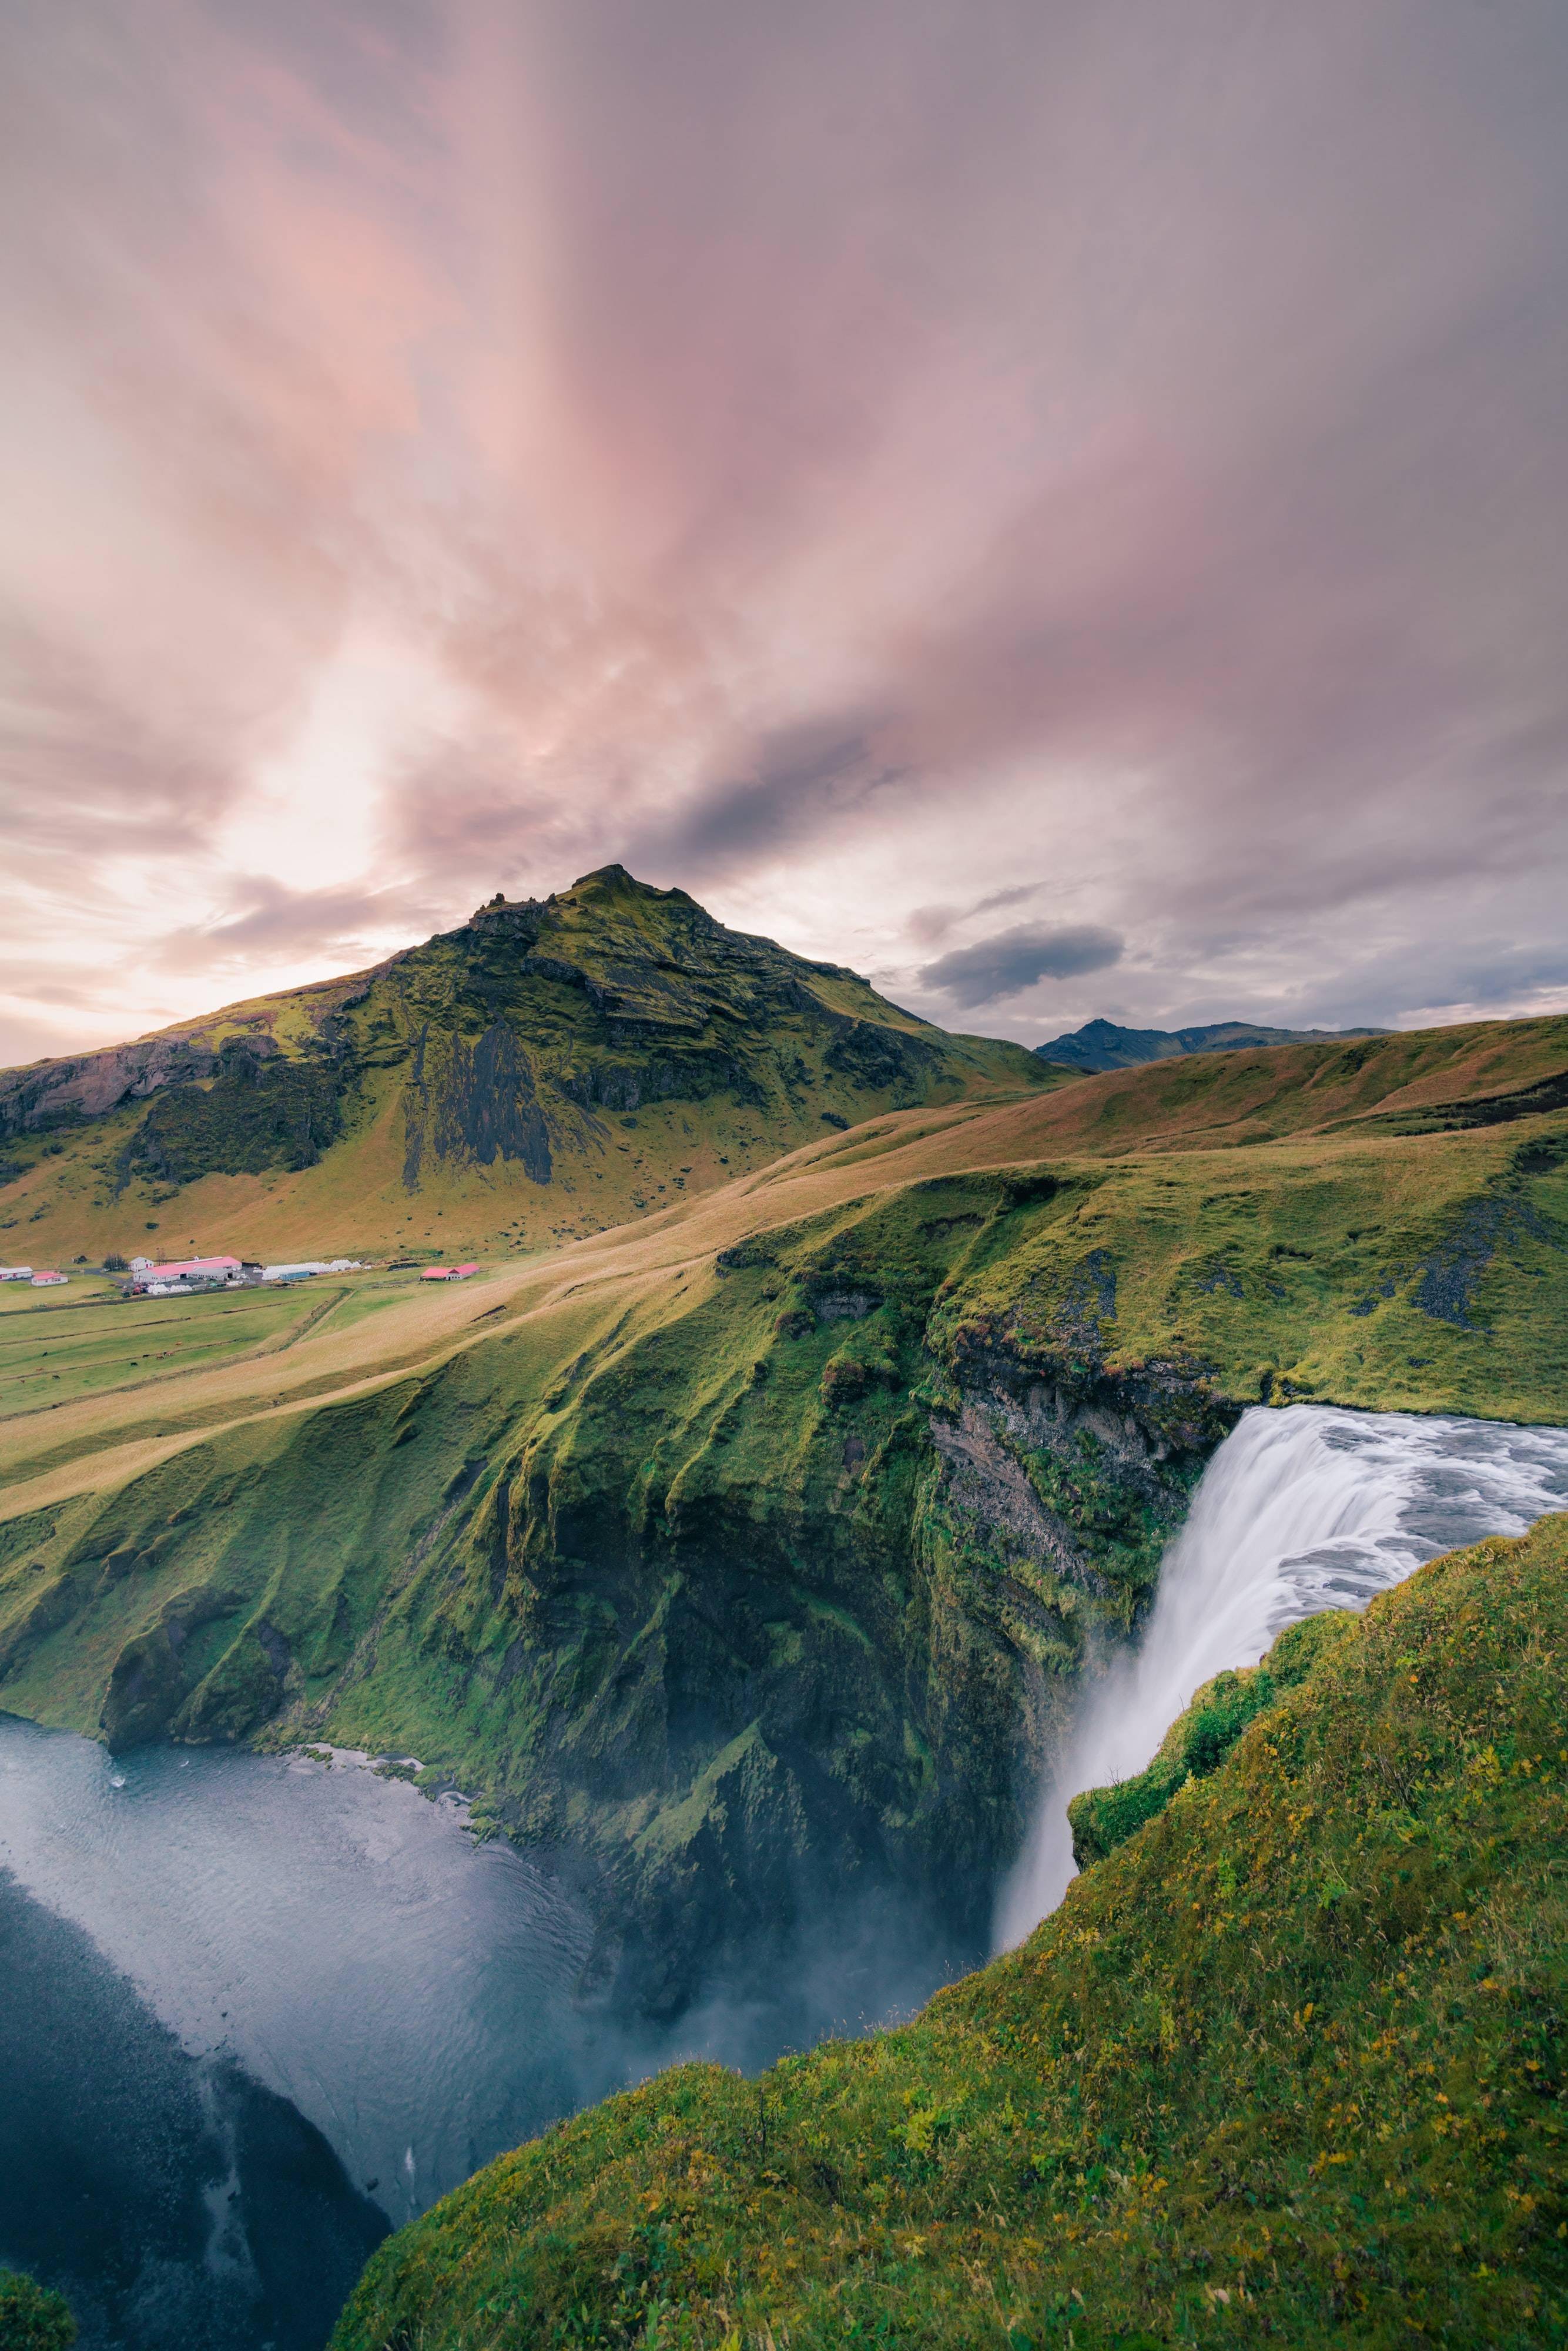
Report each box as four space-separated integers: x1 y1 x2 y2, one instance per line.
0 866 1051 1268
1 1011 1563 2020
330 1512 1568 2351
3 1010 1562 1507
0 1270 371 1419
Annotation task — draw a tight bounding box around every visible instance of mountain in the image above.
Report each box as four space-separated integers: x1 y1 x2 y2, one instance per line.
0 866 1053 1265
1036 1013 1391 1073
330 1510 1568 2350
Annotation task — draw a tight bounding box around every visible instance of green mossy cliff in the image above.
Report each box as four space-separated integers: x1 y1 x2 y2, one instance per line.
0 1166 1228 2017
2 1067 1564 2018
331 1513 1568 2351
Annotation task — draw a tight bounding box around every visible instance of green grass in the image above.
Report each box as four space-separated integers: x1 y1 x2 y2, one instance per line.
0 1282 340 1416
1067 1613 1358 1868
330 1512 1568 2351
926 1116 1568 1425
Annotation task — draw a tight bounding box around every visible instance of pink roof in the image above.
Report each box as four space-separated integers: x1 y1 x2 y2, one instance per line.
454 1262 478 1276
420 1266 453 1280
147 1255 242 1280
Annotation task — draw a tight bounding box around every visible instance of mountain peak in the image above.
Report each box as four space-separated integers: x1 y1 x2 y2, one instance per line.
0 875 1053 1261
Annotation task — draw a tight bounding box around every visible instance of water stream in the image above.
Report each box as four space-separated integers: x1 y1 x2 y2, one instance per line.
996 1404 1568 1947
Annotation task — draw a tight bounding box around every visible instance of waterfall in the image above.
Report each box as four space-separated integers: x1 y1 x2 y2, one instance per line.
994 1403 1568 1949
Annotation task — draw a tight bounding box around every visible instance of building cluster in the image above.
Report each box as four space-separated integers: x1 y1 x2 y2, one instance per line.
123 1255 364 1297
3 1252 476 1300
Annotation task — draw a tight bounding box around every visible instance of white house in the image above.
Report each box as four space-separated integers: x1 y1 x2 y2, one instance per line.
261 1260 363 1282
0 1266 32 1283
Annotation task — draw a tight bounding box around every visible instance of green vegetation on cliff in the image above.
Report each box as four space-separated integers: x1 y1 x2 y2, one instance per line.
1 1016 1564 2015
331 1513 1568 2351
1066 1611 1356 1868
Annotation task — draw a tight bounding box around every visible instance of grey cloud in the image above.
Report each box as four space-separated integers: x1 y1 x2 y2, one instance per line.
153 881 433 976
385 740 561 890
920 923 1125 1009
906 882 1043 950
973 884 1044 918
0 614 233 864
0 964 105 1010
624 724 899 882
905 905 958 948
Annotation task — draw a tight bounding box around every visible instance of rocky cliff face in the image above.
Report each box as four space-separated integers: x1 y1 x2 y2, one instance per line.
0 973 375 1142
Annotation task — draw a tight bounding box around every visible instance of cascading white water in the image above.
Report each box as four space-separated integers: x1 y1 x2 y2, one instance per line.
994 1403 1568 1949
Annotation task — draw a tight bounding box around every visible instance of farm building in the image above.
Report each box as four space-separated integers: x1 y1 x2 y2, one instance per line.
260 1260 364 1283
131 1255 243 1291
0 1266 32 1283
30 1270 67 1287
420 1263 479 1282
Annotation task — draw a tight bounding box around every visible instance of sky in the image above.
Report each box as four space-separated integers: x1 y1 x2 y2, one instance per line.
4 0 1568 1067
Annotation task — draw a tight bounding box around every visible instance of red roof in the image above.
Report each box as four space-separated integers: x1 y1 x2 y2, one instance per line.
419 1263 479 1281
147 1256 242 1281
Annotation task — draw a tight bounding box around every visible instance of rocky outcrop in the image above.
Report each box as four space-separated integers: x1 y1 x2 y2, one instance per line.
118 1049 349 1188
0 1033 220 1139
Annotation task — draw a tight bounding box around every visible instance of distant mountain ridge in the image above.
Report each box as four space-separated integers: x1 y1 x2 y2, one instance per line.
1036 1014 1391 1073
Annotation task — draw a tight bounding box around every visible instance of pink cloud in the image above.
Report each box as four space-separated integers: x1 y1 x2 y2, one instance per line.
1 0 1566 1059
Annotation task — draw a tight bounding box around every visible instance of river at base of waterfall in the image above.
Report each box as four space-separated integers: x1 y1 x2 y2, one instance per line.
0 1725 956 2351
994 1404 1568 1950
